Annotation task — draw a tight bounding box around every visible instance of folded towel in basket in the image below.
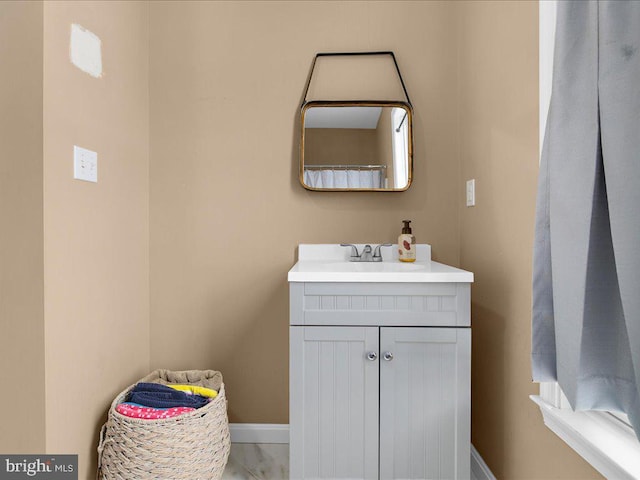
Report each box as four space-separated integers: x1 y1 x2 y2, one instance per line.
127 382 210 409
168 384 218 399
116 402 195 419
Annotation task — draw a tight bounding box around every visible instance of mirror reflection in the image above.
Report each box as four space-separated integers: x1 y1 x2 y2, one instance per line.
301 103 412 191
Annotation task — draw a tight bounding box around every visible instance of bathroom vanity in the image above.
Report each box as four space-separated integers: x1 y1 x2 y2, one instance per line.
288 244 473 480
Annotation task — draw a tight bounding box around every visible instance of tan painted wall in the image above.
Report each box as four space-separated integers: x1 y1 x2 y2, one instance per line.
43 2 149 477
457 2 602 478
306 54 407 102
149 0 460 424
0 0 46 453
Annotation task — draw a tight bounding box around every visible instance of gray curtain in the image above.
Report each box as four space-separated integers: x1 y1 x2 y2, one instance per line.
532 0 640 438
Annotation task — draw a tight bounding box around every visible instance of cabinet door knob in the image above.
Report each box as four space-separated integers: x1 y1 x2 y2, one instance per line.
383 351 394 361
366 351 378 361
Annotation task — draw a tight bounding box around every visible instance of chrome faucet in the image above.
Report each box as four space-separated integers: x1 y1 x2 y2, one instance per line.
340 243 392 262
373 243 392 261
360 245 373 262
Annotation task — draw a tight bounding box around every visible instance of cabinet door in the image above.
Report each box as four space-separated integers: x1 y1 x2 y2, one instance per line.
290 326 379 480
379 327 471 480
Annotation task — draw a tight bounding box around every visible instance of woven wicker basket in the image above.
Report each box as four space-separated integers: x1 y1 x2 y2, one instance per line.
97 369 230 480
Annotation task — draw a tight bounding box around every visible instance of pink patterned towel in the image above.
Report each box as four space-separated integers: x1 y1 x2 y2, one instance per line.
116 402 195 419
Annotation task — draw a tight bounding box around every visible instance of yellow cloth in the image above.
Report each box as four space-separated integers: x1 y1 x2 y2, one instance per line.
168 384 218 399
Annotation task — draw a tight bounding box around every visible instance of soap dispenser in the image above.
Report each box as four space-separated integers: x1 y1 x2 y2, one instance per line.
398 220 416 262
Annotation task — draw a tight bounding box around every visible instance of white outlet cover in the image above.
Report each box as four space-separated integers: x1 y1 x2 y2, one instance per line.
466 179 475 207
74 145 98 183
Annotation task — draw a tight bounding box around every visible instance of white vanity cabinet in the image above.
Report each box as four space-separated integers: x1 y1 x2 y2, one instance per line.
289 246 473 480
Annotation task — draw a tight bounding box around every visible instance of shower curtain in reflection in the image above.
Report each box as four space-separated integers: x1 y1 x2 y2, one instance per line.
303 168 383 189
532 0 640 438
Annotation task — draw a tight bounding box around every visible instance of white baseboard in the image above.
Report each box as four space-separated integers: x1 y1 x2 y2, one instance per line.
229 423 289 444
471 444 496 480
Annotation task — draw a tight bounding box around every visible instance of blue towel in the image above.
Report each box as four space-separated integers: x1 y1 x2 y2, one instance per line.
127 382 210 409
119 402 172 410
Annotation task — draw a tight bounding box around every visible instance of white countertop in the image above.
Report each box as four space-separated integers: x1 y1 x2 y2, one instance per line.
288 244 474 283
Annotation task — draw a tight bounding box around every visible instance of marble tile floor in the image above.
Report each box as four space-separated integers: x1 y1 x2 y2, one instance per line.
222 443 289 479
221 443 482 480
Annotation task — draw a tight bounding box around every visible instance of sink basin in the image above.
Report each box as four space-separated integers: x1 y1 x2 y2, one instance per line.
288 244 474 283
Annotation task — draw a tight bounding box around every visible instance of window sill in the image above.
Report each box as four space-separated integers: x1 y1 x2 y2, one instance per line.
531 395 640 479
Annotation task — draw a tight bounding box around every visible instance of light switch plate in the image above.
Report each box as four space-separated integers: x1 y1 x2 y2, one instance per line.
466 179 475 207
74 145 98 183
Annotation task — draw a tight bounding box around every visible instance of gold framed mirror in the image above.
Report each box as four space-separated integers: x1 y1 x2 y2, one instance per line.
299 52 414 192
301 101 412 191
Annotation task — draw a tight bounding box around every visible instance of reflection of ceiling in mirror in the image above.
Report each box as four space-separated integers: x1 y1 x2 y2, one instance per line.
305 107 382 129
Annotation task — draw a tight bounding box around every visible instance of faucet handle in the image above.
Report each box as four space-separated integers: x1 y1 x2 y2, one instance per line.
340 244 360 259
373 243 393 261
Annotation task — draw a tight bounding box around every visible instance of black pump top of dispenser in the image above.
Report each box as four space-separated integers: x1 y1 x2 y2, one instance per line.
402 220 412 234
